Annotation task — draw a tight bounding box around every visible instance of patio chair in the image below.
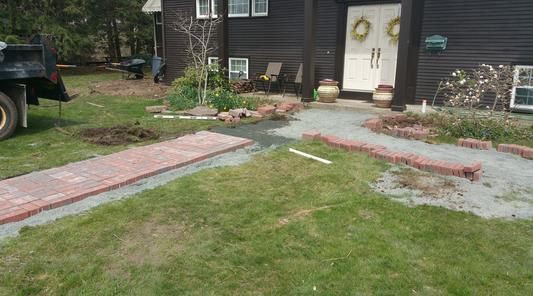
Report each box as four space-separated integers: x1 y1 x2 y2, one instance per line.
254 62 285 97
284 64 303 100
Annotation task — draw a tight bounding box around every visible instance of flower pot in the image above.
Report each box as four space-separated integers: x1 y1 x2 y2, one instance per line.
373 88 393 108
317 80 340 103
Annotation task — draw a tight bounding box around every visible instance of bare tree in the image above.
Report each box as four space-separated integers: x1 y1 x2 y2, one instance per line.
170 8 222 105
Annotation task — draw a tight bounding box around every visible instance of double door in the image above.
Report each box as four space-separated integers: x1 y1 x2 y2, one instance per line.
343 4 401 92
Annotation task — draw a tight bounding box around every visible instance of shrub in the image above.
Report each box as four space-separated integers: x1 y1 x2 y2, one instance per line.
167 85 198 110
207 64 230 91
166 67 202 110
206 89 265 111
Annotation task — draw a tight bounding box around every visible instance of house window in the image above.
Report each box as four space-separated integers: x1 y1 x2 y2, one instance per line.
252 0 268 16
196 0 218 18
229 0 249 17
208 57 219 65
229 58 249 79
155 12 163 25
512 65 533 112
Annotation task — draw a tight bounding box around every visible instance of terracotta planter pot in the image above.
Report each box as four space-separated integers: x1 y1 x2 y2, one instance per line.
318 80 340 103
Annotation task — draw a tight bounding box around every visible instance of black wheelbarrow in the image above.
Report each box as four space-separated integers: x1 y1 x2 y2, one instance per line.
105 58 146 79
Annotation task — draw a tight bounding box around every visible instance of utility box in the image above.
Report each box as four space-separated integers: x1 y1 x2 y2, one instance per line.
425 35 448 52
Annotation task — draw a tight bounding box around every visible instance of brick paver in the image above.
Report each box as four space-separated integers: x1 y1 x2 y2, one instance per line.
0 131 253 225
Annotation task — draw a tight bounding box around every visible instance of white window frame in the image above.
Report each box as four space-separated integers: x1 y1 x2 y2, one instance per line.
208 57 219 65
228 0 250 18
196 0 218 19
252 0 268 17
511 65 533 112
229 58 249 80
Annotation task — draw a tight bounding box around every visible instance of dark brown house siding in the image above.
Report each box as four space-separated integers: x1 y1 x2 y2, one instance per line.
415 0 533 105
162 0 340 84
227 0 305 81
161 0 196 82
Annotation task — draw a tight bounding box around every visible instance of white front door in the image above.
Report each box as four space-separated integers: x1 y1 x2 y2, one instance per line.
343 4 401 92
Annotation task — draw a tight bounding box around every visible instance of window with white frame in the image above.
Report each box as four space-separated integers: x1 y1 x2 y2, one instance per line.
229 0 249 17
511 65 533 111
208 57 219 65
229 58 248 79
252 0 268 16
196 0 218 18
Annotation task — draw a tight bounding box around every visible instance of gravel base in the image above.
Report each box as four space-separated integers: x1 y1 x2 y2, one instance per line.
271 109 533 219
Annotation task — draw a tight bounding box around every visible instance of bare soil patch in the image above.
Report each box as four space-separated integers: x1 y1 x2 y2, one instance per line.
88 79 169 99
393 168 459 196
79 125 159 146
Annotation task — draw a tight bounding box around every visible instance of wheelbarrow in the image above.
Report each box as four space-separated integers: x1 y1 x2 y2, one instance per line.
105 58 146 79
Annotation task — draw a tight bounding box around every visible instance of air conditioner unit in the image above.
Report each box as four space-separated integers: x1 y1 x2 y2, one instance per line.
511 65 533 113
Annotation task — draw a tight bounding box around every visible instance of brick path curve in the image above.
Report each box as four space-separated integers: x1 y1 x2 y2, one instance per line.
0 131 253 225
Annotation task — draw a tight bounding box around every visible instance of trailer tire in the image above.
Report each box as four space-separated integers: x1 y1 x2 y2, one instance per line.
0 91 18 141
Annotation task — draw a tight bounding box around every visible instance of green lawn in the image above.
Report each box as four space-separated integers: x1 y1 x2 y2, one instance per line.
1 142 531 295
0 71 224 180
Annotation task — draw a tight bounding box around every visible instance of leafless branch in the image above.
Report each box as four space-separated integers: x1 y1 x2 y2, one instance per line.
169 9 223 104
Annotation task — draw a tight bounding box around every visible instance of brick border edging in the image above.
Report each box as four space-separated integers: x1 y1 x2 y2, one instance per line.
457 139 533 160
302 130 483 181
362 114 431 141
497 144 533 160
0 133 254 225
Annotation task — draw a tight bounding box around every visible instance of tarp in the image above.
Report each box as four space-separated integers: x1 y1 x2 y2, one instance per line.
142 0 161 13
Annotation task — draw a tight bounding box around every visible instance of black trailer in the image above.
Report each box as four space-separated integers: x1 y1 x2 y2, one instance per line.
0 35 72 140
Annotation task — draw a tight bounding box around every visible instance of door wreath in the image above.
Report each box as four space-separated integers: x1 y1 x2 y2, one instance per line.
351 17 371 42
386 16 401 43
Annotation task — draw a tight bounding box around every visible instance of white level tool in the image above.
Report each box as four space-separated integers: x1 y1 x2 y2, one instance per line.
154 115 218 120
289 148 332 164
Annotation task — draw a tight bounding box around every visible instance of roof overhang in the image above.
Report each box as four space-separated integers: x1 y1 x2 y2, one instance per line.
142 0 161 13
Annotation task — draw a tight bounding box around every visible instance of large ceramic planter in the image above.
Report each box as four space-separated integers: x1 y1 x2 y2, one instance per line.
373 85 393 108
317 79 340 103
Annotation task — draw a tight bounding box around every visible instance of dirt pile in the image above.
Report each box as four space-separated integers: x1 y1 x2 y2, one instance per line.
79 125 159 145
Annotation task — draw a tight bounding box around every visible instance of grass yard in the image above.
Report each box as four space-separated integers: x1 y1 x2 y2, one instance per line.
0 70 225 180
1 142 531 295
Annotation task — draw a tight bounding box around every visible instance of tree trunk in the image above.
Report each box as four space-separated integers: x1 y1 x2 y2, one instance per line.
105 18 117 62
112 18 121 61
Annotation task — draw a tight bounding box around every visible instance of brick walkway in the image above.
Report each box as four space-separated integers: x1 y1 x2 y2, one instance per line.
0 131 253 225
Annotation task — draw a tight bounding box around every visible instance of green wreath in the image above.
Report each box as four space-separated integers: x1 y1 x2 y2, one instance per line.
386 16 401 43
351 17 371 42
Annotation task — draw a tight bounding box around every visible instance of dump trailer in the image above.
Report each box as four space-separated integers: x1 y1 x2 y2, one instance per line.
0 35 72 140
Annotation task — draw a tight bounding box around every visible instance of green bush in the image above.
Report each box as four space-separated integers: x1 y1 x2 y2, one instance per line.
206 89 264 111
167 65 266 111
207 64 230 91
167 85 198 111
166 67 201 110
170 67 201 93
